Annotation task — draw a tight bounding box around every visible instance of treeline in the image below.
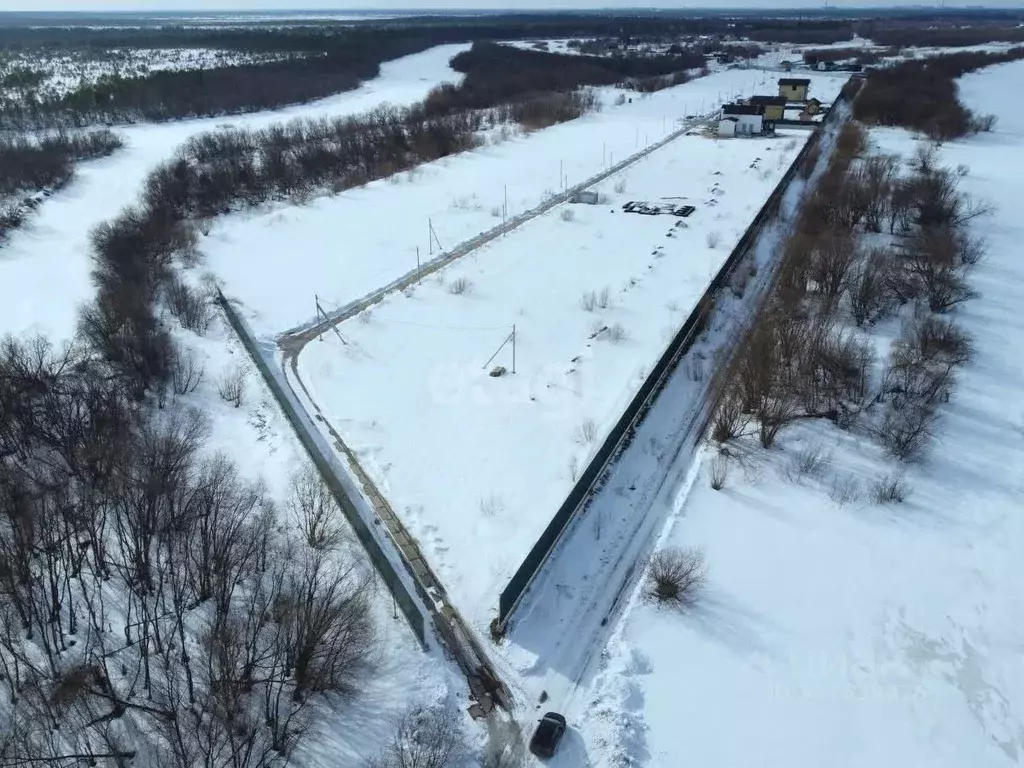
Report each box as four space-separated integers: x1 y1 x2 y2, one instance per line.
0 129 122 241
869 24 1024 48
422 42 699 119
803 46 894 67
0 14 858 128
854 48 1024 140
715 122 986 466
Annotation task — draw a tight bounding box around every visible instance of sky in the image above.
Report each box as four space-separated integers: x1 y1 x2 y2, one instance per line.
1 0 1022 12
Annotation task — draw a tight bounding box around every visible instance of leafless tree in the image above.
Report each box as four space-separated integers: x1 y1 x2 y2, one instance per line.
288 467 344 551
368 705 467 768
172 346 205 395
849 248 893 326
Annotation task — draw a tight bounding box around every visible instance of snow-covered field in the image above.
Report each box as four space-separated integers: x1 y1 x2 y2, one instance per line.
210 70 847 337
0 43 468 343
288 72 847 638
576 60 1024 768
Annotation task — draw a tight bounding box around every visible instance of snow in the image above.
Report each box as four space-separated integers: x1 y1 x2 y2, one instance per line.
573 60 1024 768
285 74 847 639
0 43 468 343
208 69 848 338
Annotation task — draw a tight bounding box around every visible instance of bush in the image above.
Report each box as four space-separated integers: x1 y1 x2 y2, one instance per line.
580 291 597 312
870 472 910 504
646 547 706 608
828 474 861 506
706 231 722 249
709 455 729 490
560 207 575 222
166 276 213 334
448 277 473 296
878 402 937 462
711 392 748 443
217 365 246 407
607 323 626 344
171 346 205 395
787 443 832 481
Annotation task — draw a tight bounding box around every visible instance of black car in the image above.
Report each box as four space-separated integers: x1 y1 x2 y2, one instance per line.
529 711 567 758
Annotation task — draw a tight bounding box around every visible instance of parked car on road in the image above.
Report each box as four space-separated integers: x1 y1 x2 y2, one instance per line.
529 711 567 758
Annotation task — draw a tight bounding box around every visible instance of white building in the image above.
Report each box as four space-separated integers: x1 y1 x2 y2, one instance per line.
717 117 737 138
720 104 765 137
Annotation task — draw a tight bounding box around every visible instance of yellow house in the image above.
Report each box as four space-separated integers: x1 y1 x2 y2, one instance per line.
747 95 788 122
779 78 811 102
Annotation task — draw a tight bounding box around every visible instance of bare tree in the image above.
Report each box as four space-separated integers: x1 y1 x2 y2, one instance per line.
288 467 344 551
368 705 467 768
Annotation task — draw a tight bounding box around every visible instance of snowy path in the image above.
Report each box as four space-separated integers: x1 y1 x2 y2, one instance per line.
0 44 468 342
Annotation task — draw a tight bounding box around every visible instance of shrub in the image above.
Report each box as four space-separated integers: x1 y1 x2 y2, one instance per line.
828 474 861 506
711 393 747 443
171 347 205 395
217 365 246 407
870 472 910 504
709 455 729 490
607 323 626 344
560 207 575 222
787 443 832 481
166 276 213 334
706 230 722 249
580 291 597 312
576 419 597 444
448 277 473 296
878 402 937 462
647 547 706 608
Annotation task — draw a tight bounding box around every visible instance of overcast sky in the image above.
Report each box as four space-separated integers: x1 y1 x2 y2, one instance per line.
1 0 1021 12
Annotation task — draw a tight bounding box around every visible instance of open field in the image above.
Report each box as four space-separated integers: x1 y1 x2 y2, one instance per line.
575 60 1024 768
210 69 846 337
290 74 846 634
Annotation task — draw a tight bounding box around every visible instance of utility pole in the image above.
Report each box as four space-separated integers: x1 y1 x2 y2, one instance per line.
416 246 420 273
512 324 516 374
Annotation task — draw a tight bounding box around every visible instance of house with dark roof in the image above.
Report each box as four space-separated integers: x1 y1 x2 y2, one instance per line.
778 77 811 102
719 103 767 137
745 95 788 122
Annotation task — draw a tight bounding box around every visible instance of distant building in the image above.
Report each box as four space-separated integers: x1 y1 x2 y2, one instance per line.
804 97 824 116
717 116 738 138
721 103 765 136
780 60 794 72
779 77 812 102
745 95 788 122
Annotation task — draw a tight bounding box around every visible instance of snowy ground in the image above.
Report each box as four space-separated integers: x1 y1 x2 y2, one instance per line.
0 43 468 343
290 72 844 637
209 70 848 338
575 60 1024 768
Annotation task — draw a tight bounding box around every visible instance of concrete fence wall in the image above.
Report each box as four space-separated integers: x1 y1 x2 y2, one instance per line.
215 292 428 645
